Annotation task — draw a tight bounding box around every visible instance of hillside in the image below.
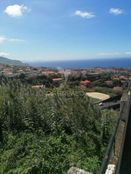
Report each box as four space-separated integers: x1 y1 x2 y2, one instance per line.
0 80 118 174
0 56 25 66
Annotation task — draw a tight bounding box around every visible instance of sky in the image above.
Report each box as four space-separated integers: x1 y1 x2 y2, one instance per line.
0 0 131 62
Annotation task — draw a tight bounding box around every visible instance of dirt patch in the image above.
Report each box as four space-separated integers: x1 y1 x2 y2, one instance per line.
86 92 110 101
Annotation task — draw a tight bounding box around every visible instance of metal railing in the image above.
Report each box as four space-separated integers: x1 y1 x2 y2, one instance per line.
99 105 124 174
115 90 131 174
99 80 131 174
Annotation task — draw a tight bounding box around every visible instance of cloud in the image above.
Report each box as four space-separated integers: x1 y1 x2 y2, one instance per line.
97 51 131 57
98 52 120 56
74 10 95 19
0 36 6 44
125 51 131 55
9 38 25 42
0 36 25 44
4 4 30 17
0 52 10 57
109 8 123 15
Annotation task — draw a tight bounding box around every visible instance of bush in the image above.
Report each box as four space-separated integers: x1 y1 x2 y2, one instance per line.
0 81 117 173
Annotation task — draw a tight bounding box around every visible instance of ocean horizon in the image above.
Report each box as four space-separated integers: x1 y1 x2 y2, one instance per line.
28 58 131 69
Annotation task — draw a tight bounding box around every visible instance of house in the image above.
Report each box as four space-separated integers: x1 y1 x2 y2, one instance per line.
2 68 13 76
105 80 113 87
80 80 91 88
52 78 63 82
41 70 56 76
52 78 63 87
119 76 128 81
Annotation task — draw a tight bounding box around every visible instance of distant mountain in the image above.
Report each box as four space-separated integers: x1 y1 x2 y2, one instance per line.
0 57 26 66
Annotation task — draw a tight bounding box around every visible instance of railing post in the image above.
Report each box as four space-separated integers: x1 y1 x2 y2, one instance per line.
99 80 131 174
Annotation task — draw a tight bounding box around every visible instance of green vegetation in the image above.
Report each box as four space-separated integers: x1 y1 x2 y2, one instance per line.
0 81 118 174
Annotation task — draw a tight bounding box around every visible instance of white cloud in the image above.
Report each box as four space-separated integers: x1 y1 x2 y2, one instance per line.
98 52 120 56
0 52 10 57
74 10 95 19
0 36 25 44
97 51 131 57
109 8 123 15
9 38 25 42
0 36 7 44
4 4 30 17
125 51 131 55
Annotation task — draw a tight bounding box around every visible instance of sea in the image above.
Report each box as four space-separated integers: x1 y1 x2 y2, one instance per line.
28 58 131 69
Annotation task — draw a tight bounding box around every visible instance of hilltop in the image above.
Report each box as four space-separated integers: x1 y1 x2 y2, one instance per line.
0 56 25 66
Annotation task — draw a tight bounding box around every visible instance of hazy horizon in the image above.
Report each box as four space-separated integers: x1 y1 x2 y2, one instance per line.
27 57 131 69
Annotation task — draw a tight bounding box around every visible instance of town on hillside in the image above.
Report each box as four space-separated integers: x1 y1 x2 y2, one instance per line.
0 63 130 96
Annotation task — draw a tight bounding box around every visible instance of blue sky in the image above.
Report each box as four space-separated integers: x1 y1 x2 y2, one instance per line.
0 0 131 62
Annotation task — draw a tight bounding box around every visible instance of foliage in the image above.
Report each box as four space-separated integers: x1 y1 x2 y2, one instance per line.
0 81 117 174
